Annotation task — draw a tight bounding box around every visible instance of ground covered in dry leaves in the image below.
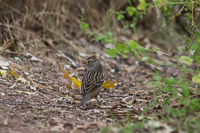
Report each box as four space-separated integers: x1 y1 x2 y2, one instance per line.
0 40 181 133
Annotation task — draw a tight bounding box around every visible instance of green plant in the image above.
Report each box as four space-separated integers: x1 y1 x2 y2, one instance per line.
104 0 200 132
80 9 116 44
79 0 200 132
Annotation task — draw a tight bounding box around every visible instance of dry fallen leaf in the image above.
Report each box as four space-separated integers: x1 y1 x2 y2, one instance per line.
61 67 71 79
17 90 37 95
0 56 9 69
103 79 119 89
7 70 17 77
50 123 64 131
60 67 81 89
71 76 81 88
16 77 28 84
65 95 77 103
0 92 5 96
0 69 7 78
26 52 43 62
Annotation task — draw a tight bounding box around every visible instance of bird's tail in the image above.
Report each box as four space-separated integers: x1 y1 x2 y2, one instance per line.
79 96 88 107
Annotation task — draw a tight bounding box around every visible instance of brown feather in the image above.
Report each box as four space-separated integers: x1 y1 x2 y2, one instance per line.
81 56 104 97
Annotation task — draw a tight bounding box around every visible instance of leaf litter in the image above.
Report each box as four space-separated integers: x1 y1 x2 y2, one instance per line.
0 40 188 132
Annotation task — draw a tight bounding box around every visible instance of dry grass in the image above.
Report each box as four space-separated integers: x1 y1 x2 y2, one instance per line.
0 0 128 52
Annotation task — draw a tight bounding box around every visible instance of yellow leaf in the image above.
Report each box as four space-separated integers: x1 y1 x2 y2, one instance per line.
71 76 81 88
8 70 17 77
103 79 119 89
60 67 71 81
102 79 111 88
61 67 81 89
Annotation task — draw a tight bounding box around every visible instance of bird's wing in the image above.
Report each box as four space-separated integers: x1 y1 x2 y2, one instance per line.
81 70 104 95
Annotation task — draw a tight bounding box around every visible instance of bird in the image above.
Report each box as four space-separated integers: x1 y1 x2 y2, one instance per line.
79 55 104 107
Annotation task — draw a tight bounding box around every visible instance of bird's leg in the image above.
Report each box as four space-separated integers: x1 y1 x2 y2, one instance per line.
95 96 101 105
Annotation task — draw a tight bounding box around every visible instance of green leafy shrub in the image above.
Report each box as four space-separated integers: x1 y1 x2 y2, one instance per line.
80 1 200 132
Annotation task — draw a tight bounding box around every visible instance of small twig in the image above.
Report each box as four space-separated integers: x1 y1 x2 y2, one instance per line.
57 50 77 67
100 93 134 98
144 48 171 57
37 91 50 99
189 93 200 98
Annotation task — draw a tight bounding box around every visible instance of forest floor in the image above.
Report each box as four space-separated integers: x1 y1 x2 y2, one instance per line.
0 38 184 133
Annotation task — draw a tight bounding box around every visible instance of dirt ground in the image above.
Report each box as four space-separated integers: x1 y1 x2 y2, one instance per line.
0 40 168 133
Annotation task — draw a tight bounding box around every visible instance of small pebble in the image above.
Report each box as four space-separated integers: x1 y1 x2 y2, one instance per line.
114 65 120 72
